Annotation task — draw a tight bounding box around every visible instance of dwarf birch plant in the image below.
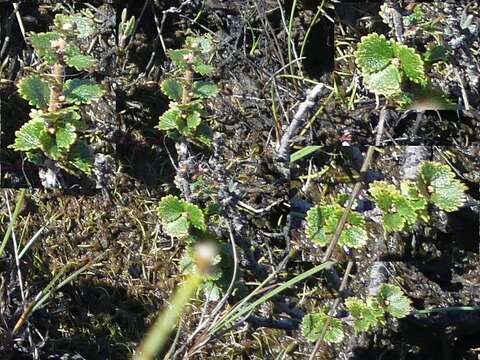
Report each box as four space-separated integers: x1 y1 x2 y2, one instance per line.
10 12 103 175
157 35 219 145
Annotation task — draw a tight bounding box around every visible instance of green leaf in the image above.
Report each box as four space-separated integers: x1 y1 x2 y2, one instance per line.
161 79 183 101
17 75 51 109
186 35 214 54
157 195 206 238
157 108 182 130
345 297 384 333
369 181 419 232
10 117 45 151
364 63 402 96
183 202 206 231
157 195 186 223
54 13 95 38
193 63 215 76
418 162 467 212
306 204 368 248
291 146 321 163
392 42 426 84
305 206 329 246
168 49 193 70
192 81 219 98
39 121 77 160
63 79 103 104
184 111 202 133
68 140 93 174
301 311 344 343
29 32 60 64
355 33 393 74
378 284 412 318
423 45 448 62
194 123 213 146
65 44 97 70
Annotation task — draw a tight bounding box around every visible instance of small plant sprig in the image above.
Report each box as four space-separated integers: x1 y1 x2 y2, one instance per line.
302 284 411 343
157 35 219 145
370 161 468 232
10 12 103 175
306 202 368 249
157 195 226 300
305 161 468 244
354 33 426 100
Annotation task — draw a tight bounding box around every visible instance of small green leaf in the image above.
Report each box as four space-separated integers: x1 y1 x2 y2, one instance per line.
54 13 95 38
192 81 219 98
157 195 206 238
369 181 418 232
65 44 97 70
345 298 384 333
392 42 426 84
364 63 402 96
186 35 214 54
193 63 215 75
168 49 193 69
39 121 77 160
157 195 186 223
183 202 206 231
305 206 329 246
418 162 467 212
194 123 213 146
68 140 93 174
378 284 412 318
161 79 183 101
17 75 51 109
29 32 60 64
355 33 393 74
306 204 368 248
301 311 344 343
184 111 202 133
291 146 321 163
63 79 103 104
10 117 45 151
157 108 182 130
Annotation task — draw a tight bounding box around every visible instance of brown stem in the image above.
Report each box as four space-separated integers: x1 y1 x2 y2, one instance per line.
48 63 64 112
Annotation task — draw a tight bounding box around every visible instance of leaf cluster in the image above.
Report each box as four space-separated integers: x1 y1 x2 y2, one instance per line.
10 12 103 175
354 33 427 99
302 284 411 343
157 196 229 300
370 161 467 232
157 35 219 145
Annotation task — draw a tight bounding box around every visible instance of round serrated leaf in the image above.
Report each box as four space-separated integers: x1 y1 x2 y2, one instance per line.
66 54 97 70
378 284 411 318
364 64 402 96
54 13 95 38
183 202 206 231
345 298 383 333
418 162 467 212
65 44 97 70
157 108 182 130
392 42 426 84
161 79 183 101
305 206 329 246
157 195 185 223
185 111 202 133
193 62 215 75
301 312 344 343
355 33 393 74
164 215 190 238
63 79 103 104
68 140 93 174
192 81 219 98
342 222 368 248
11 118 45 151
17 75 51 109
29 32 60 65
168 49 192 69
